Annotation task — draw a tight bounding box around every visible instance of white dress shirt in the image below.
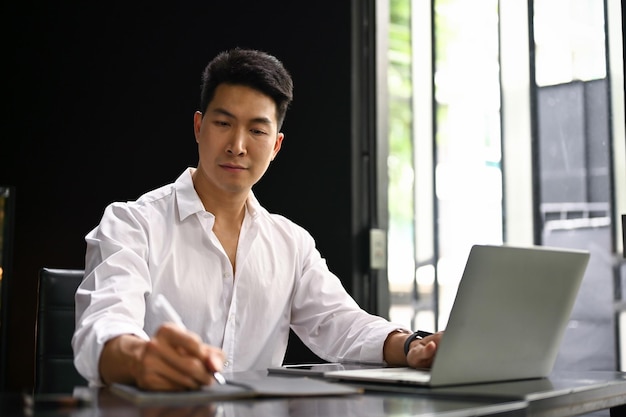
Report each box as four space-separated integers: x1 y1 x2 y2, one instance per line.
72 168 406 385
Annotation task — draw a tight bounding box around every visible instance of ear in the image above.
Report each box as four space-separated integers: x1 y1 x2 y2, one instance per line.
271 132 284 161
193 111 203 143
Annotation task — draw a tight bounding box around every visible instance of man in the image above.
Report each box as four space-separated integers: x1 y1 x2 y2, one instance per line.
72 48 441 391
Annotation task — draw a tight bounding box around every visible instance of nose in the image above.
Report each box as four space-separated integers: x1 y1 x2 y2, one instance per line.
226 127 246 156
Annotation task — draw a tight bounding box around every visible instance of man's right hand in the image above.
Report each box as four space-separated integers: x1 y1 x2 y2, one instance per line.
406 331 443 369
99 324 225 391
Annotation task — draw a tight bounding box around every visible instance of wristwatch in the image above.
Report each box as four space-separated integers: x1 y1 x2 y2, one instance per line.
403 330 434 356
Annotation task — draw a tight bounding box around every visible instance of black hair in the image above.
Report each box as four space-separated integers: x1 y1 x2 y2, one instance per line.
200 48 294 129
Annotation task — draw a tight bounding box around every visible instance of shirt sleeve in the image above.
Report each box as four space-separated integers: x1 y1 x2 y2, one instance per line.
72 202 152 385
288 226 409 365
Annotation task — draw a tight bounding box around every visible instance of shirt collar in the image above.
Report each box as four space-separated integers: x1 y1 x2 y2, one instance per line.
175 168 205 221
174 168 263 221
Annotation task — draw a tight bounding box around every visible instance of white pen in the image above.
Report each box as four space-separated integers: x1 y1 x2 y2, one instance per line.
154 293 226 385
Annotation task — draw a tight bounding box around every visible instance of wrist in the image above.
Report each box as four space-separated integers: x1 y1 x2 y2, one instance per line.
403 331 433 356
383 329 411 366
100 334 146 385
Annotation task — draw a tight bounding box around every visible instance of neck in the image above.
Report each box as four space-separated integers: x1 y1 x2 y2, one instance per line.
191 168 248 222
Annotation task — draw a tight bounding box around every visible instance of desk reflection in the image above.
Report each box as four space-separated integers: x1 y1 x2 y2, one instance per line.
86 388 521 417
93 391 384 417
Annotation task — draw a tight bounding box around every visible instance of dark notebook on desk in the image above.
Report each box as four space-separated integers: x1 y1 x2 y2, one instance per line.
111 373 362 405
324 244 590 387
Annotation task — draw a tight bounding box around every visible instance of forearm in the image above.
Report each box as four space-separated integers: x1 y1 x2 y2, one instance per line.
99 334 146 385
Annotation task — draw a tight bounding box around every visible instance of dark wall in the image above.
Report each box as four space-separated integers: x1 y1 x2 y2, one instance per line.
1 1 356 391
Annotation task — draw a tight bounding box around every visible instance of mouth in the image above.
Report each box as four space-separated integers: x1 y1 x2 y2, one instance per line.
220 163 246 172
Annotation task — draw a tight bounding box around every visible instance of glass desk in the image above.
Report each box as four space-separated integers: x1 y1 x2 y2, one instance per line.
4 370 626 417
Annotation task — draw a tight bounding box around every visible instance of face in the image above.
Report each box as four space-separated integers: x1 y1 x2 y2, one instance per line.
193 84 284 199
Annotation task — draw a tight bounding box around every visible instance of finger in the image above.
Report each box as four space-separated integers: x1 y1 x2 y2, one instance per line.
198 347 227 388
155 324 214 371
165 346 215 386
407 340 438 369
154 324 229 387
135 341 204 391
148 327 215 388
202 345 225 370
157 323 206 357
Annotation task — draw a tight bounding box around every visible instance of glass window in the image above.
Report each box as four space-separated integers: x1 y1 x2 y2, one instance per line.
387 0 502 331
385 0 625 341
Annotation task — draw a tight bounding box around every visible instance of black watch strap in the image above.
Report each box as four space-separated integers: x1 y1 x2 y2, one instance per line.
403 330 433 356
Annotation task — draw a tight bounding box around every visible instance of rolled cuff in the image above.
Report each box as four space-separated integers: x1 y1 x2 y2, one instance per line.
358 323 411 365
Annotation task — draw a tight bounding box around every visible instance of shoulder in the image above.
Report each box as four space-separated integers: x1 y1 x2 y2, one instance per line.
106 169 197 219
133 182 176 208
105 182 175 218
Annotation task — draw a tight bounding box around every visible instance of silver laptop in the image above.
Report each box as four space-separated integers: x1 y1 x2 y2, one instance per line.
325 244 590 387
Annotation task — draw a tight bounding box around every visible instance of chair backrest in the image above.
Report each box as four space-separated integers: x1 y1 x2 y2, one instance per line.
34 268 87 394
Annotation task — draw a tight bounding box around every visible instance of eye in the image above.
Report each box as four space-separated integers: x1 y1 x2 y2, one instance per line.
250 128 268 136
213 120 230 127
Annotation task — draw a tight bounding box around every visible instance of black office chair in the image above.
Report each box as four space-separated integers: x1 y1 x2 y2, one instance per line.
34 268 88 394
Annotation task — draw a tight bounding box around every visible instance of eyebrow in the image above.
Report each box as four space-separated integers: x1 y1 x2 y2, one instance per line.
210 108 273 126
